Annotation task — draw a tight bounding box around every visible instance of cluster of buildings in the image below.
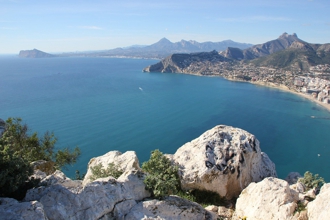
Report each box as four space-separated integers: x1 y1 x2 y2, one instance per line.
178 60 330 106
294 77 330 104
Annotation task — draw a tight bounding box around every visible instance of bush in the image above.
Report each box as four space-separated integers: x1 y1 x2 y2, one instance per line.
176 189 226 207
0 117 81 199
89 162 123 181
298 171 325 191
142 149 180 199
0 117 81 170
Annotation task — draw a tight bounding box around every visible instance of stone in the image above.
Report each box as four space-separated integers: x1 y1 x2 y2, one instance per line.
218 206 234 219
24 169 150 220
124 196 217 220
172 125 277 199
307 183 330 220
285 172 302 185
293 210 308 220
290 182 306 194
0 198 47 220
31 160 56 175
83 150 141 185
24 170 83 202
205 205 218 212
232 177 299 220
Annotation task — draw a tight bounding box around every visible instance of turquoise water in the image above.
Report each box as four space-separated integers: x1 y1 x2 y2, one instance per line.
1 56 329 181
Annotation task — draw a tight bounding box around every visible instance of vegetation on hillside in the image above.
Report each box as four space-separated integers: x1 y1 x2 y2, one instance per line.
0 117 81 199
298 171 325 191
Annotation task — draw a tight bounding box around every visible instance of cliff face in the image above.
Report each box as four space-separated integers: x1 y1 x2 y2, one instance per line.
19 49 56 58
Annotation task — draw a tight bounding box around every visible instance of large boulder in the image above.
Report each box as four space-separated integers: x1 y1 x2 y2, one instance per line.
173 125 277 199
233 177 299 220
307 183 330 220
124 196 217 220
24 169 150 220
83 150 140 185
0 198 47 220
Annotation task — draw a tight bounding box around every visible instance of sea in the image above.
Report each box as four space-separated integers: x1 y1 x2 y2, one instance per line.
1 56 329 181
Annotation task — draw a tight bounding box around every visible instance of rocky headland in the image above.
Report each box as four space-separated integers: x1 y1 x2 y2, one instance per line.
1 125 328 220
19 49 56 58
143 33 330 112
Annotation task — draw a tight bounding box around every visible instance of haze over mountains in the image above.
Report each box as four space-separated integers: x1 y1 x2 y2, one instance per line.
144 33 330 72
63 38 253 59
19 38 253 59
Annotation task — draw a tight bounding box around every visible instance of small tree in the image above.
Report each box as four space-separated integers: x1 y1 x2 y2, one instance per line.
142 149 180 199
0 117 81 199
298 171 325 191
0 117 81 170
89 162 123 181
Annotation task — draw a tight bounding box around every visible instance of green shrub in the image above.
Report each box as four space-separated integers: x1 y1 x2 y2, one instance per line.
89 162 123 181
142 149 180 199
298 171 325 191
0 117 81 199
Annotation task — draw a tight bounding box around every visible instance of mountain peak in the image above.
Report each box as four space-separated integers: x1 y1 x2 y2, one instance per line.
157 37 172 43
279 32 299 40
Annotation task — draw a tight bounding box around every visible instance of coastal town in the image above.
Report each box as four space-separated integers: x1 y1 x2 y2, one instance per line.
173 60 330 109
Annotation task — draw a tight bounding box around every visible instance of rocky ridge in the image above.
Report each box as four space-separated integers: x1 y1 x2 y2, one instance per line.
0 125 329 219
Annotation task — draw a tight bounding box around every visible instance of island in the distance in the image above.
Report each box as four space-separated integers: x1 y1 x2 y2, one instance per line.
18 49 56 58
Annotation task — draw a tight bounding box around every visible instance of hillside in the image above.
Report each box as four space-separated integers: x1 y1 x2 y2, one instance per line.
250 41 330 71
220 33 302 60
19 49 56 58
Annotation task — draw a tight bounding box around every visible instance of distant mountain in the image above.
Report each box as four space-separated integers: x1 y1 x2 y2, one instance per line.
67 38 253 59
220 33 301 60
144 33 330 73
250 41 330 71
19 49 56 58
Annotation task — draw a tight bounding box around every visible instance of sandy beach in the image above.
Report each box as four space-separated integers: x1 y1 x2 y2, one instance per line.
250 81 330 113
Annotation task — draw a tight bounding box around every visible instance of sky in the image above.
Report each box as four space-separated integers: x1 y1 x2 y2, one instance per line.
0 0 329 54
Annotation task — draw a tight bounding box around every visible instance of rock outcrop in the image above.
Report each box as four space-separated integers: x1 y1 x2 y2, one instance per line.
307 183 330 220
233 177 299 220
172 125 277 199
83 150 140 185
23 170 150 220
0 198 47 220
124 196 217 220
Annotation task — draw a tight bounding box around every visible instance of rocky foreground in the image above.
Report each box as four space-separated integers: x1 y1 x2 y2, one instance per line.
1 125 329 220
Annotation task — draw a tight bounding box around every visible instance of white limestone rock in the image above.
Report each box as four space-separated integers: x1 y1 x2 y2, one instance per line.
217 206 234 219
0 198 47 220
24 170 82 202
307 183 330 220
233 177 299 220
173 125 277 199
124 196 217 220
83 150 140 185
24 170 150 220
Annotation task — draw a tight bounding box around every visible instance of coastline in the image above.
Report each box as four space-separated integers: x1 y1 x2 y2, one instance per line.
240 79 330 113
181 72 330 113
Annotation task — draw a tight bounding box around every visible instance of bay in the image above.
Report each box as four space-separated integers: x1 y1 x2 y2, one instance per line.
1 56 329 181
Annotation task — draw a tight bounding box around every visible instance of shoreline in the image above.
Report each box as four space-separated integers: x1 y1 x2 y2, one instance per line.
176 72 330 113
231 78 330 113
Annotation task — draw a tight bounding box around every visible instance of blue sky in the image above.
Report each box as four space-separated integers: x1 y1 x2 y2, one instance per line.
0 0 329 54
